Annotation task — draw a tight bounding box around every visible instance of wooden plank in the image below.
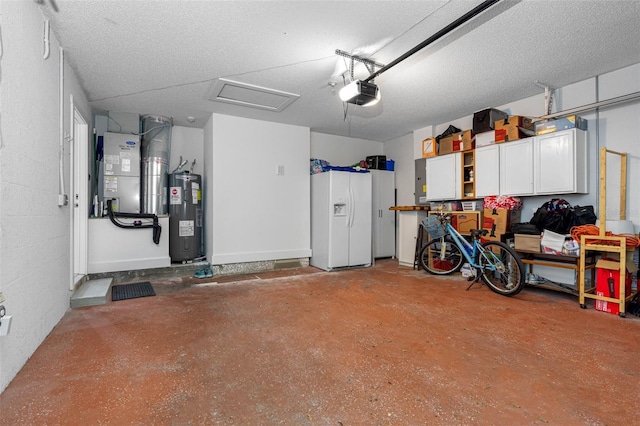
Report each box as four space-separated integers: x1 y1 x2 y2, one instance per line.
604 148 626 156
599 147 607 236
389 206 430 211
620 153 627 220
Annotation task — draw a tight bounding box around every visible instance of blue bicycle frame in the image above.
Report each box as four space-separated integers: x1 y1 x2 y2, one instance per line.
422 210 525 296
440 221 501 272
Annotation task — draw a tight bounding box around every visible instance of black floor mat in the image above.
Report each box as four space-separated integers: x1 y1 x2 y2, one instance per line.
112 282 156 301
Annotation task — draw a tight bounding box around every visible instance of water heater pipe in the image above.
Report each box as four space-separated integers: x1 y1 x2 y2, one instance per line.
106 199 162 245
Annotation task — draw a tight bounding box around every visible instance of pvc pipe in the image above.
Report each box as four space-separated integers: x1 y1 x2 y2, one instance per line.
43 19 50 59
59 47 65 203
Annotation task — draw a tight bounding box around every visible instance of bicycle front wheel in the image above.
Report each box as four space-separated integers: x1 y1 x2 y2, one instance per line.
419 236 464 275
478 241 526 296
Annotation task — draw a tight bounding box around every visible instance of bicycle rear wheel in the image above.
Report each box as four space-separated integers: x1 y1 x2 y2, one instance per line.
419 236 464 275
478 241 525 296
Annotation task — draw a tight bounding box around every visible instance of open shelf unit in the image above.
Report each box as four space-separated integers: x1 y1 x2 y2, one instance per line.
578 147 637 317
461 150 475 199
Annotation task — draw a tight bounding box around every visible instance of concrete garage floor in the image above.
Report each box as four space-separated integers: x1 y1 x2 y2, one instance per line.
1 259 639 425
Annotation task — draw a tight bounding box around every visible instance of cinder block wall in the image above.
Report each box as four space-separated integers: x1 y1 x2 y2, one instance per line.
0 2 89 392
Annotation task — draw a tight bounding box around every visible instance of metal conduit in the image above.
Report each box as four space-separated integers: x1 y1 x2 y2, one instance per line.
364 0 501 83
533 91 640 122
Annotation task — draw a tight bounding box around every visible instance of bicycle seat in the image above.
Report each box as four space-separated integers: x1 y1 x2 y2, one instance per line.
470 229 488 239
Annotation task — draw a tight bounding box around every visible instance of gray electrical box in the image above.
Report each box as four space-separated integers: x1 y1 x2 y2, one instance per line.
103 132 141 177
102 132 141 213
415 158 428 205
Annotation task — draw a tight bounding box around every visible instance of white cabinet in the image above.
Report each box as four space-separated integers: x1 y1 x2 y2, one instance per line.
371 170 395 258
534 129 587 194
475 129 587 197
475 145 500 197
499 138 534 196
397 210 428 267
425 152 461 201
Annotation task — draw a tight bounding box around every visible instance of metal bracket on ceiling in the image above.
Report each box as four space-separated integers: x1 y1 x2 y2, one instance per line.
33 0 59 12
534 81 556 116
335 49 385 80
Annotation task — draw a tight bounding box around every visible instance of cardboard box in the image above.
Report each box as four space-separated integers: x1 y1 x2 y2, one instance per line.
594 258 636 315
422 138 437 158
451 211 481 234
494 116 534 142
534 115 588 135
473 108 508 134
475 130 495 147
439 130 474 155
429 211 478 234
482 208 522 235
480 233 503 244
452 138 474 153
515 234 541 252
480 232 506 254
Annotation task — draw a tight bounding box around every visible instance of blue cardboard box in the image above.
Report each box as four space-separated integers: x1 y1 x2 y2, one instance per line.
535 115 588 135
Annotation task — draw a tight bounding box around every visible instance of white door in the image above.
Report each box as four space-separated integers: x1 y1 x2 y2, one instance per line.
475 145 500 197
426 153 460 200
500 139 534 196
71 96 89 289
328 171 350 269
398 211 427 267
372 170 395 258
534 129 587 194
348 172 372 267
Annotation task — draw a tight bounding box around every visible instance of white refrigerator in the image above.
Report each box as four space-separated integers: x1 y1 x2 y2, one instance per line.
310 170 372 271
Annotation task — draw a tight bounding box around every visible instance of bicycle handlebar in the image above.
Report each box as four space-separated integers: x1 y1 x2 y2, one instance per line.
432 210 452 223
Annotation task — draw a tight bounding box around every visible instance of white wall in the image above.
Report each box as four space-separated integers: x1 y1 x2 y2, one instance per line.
598 64 640 223
404 62 640 228
87 217 170 273
383 133 413 207
311 132 383 166
203 118 214 261
382 132 413 257
170 126 204 176
0 2 91 392
205 114 311 264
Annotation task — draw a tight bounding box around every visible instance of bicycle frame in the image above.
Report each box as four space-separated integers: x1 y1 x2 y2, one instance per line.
422 210 525 296
440 221 501 273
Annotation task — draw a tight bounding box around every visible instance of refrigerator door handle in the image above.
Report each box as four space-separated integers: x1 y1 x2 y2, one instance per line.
348 186 354 228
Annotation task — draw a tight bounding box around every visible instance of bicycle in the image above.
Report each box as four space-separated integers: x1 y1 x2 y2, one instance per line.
418 209 526 296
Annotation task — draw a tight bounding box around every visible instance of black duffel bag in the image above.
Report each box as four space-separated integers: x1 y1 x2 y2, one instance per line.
529 198 573 234
569 205 597 228
511 222 540 235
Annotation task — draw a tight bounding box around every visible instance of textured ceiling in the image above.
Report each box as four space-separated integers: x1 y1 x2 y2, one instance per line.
42 0 640 142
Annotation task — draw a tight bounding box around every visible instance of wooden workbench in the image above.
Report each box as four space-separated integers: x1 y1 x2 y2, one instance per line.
516 249 597 295
389 205 430 211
